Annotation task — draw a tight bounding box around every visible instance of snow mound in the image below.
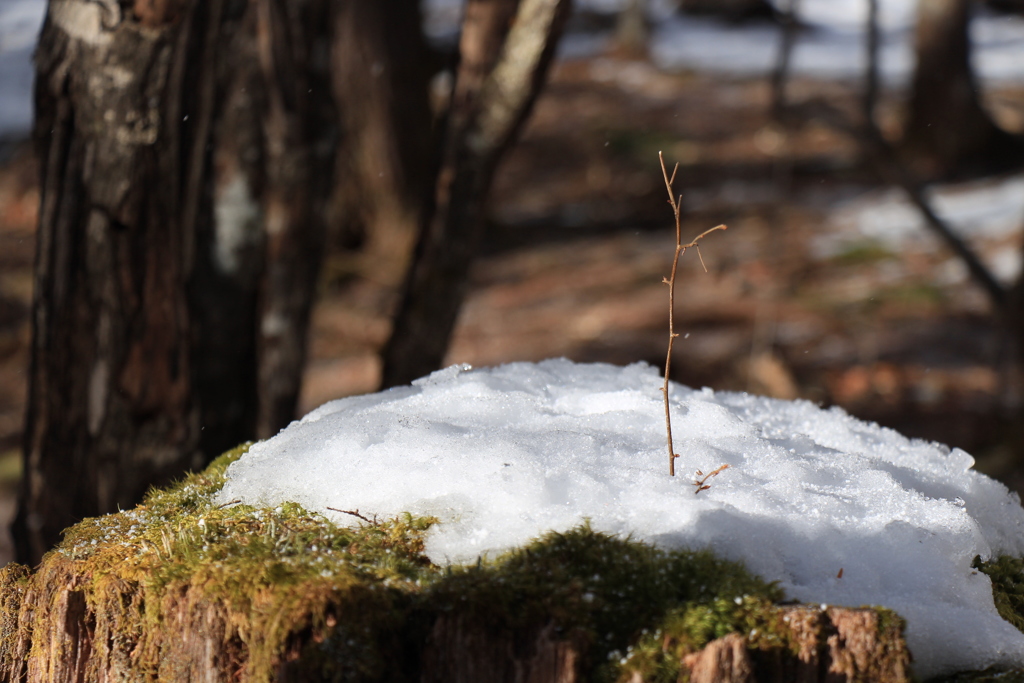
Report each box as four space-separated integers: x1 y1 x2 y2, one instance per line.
218 359 1024 677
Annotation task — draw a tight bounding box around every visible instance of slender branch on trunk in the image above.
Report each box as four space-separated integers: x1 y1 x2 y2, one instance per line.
658 152 726 477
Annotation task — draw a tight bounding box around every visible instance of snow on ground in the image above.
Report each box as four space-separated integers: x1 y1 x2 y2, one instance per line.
0 0 44 138
650 0 1024 86
423 0 1024 87
4 1 1022 136
819 173 1024 284
648 0 908 84
650 6 1022 87
219 358 1024 678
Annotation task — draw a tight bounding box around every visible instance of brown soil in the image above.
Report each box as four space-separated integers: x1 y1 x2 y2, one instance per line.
3 52 1024 565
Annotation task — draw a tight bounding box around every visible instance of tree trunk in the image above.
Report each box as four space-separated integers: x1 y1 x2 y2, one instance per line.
770 0 801 117
13 0 334 565
419 616 585 683
684 606 910 682
678 0 776 22
329 0 436 287
250 0 335 438
380 0 573 389
614 0 650 59
904 0 1024 177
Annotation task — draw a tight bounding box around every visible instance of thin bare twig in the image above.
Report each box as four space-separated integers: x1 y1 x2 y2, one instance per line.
215 498 242 510
658 151 727 477
693 464 730 494
326 507 376 524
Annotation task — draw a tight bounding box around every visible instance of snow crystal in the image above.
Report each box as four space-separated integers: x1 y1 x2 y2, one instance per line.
219 358 1024 677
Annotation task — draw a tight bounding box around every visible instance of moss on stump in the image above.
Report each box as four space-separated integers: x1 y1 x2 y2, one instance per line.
0 444 916 682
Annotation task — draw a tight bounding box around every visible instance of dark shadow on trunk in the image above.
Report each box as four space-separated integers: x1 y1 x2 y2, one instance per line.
380 0 573 389
329 0 436 289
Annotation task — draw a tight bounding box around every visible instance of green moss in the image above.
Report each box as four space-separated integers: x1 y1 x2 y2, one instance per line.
0 449 20 490
604 129 699 168
0 563 31 672
4 443 906 681
422 524 783 681
36 442 438 681
973 555 1024 634
874 605 906 642
882 283 946 306
830 241 896 267
927 557 1024 683
614 594 774 683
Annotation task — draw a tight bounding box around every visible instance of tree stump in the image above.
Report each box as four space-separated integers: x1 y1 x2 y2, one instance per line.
0 452 915 683
682 605 910 683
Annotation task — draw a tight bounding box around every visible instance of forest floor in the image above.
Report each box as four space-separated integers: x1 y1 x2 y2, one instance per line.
2 53 1024 565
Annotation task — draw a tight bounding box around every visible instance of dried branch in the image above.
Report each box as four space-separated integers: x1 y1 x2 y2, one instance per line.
326 507 377 524
658 151 727 477
693 464 730 494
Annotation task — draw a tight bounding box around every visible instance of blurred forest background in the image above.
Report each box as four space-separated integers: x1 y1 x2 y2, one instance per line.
1 0 1024 565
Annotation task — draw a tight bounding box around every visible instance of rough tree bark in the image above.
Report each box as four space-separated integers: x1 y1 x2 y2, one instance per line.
13 0 334 565
0 554 910 683
683 606 909 683
904 0 1024 176
380 0 573 389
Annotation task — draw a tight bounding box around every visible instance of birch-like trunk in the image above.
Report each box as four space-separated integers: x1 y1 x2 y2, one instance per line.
13 0 335 564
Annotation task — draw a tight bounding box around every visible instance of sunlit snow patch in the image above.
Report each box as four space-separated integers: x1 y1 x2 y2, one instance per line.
0 0 45 137
219 358 1024 677
818 173 1024 283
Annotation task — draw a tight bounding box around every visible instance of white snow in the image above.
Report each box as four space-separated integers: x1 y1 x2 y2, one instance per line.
219 358 1024 678
423 0 1024 87
0 0 44 138
645 0 1021 88
818 173 1024 284
3 0 1023 136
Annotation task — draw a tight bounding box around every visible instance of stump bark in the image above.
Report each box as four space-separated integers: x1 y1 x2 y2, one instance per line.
1 566 911 683
0 469 913 683
420 616 584 683
14 0 336 566
685 605 912 683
